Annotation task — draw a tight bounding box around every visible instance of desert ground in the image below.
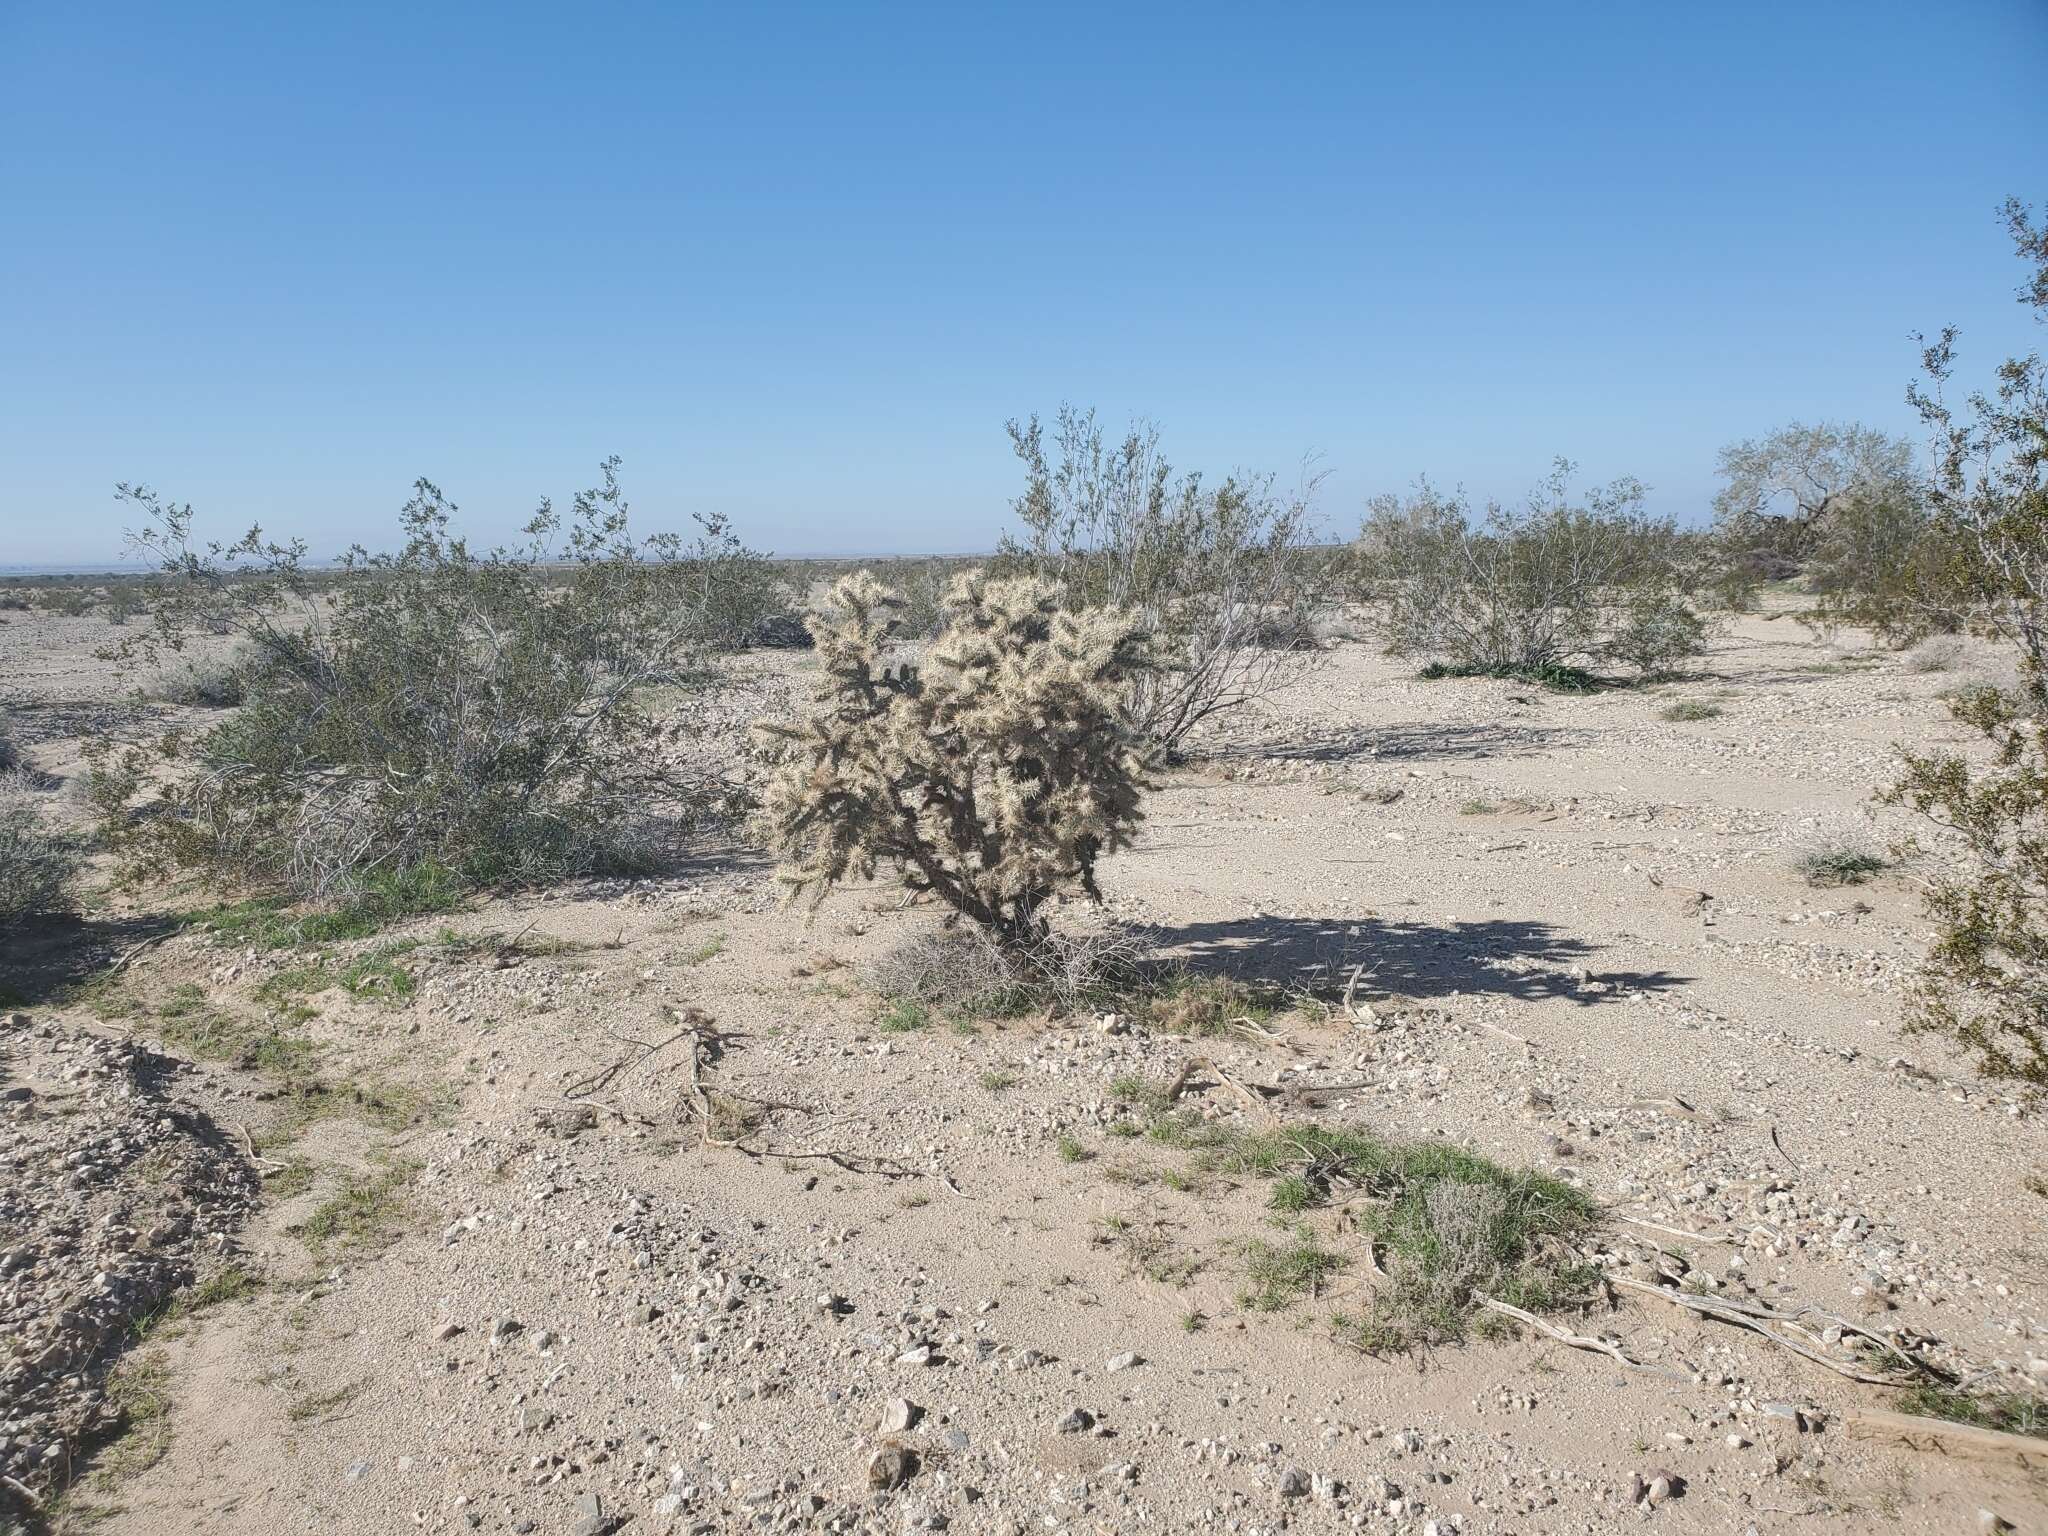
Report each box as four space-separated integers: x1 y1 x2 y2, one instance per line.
4 599 2046 1536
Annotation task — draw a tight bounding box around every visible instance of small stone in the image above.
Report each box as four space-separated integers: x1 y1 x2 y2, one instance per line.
1055 1407 1095 1434
1105 1351 1141 1373
867 1445 918 1491
434 1322 463 1341
879 1397 918 1434
1277 1467 1312 1499
895 1343 933 1366
345 1459 372 1482
633 1304 661 1325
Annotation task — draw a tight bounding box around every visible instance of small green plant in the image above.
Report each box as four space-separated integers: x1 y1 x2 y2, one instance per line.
978 1068 1019 1091
1660 700 1723 722
878 999 929 1033
1055 1133 1091 1164
297 1161 418 1256
1896 1384 2047 1439
95 1350 173 1485
1416 659 1605 692
1797 841 1889 887
0 769 78 926
1242 1229 1343 1311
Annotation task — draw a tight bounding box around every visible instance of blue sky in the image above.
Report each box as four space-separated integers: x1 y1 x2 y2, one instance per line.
2 1 2043 566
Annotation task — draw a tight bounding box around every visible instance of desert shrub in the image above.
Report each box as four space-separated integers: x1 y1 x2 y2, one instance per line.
997 405 1331 759
1906 636 1965 673
41 587 91 617
100 584 146 625
868 925 1147 1019
756 570 1150 948
0 772 78 925
1355 461 1709 679
1796 838 1888 887
110 459 758 904
1878 198 2048 1096
0 592 29 612
1660 700 1722 722
1800 477 1950 644
1711 420 1918 597
145 645 255 708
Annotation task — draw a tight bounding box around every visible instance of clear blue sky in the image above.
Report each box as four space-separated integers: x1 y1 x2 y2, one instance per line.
2 1 2043 566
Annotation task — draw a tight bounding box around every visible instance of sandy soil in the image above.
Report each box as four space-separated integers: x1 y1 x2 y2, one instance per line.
3 601 2045 1535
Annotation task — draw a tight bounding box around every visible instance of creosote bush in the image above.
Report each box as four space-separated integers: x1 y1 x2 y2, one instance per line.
1355 461 1711 680
757 570 1149 948
1879 198 2048 1096
109 459 760 906
998 405 1330 759
0 770 78 926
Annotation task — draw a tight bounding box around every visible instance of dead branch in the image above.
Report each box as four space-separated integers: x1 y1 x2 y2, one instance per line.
1611 1275 1931 1386
1477 1295 1691 1382
1846 1406 2048 1468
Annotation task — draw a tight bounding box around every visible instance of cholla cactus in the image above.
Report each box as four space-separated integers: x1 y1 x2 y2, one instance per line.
756 570 1149 947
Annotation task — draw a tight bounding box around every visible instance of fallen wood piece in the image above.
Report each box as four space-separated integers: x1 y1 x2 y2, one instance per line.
1478 1295 1691 1383
1846 1407 2048 1468
1614 1213 1738 1245
1165 1055 1277 1120
1612 1276 1918 1386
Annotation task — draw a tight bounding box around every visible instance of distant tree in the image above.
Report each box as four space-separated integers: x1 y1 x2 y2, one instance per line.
1712 421 1917 589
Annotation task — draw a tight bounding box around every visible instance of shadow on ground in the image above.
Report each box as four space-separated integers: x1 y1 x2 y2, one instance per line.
0 912 182 1006
1155 913 1690 1006
1209 721 1592 765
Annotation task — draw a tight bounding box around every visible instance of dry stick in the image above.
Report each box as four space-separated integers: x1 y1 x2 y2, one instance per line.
107 930 175 974
1614 1213 1739 1245
1476 1296 1691 1383
677 1012 915 1179
1768 1122 1800 1172
1611 1276 1920 1386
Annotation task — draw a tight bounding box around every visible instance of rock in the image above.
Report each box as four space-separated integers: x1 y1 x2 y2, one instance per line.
895 1343 933 1366
866 1445 918 1491
632 1304 661 1325
1055 1407 1095 1434
1277 1467 1312 1498
879 1397 919 1434
434 1322 463 1341
1980 1509 2015 1534
345 1459 372 1482
1105 1351 1141 1373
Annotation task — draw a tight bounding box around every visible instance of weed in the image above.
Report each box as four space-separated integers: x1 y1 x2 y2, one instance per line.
1797 842 1889 887
978 1069 1019 1092
94 1350 172 1486
878 999 929 1033
296 1160 418 1257
1660 700 1723 721
679 932 727 966
1896 1384 2048 1439
1418 660 1606 693
286 1379 364 1424
1056 1133 1091 1164
1242 1229 1343 1311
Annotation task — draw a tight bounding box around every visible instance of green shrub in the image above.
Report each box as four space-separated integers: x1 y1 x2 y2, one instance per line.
998 405 1331 759
111 458 761 905
1660 700 1723 722
1356 461 1709 679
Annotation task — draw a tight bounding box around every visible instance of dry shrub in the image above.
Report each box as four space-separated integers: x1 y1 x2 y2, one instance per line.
111 459 758 904
0 771 77 926
1356 461 1711 679
756 570 1150 948
999 405 1331 759
868 926 1147 1019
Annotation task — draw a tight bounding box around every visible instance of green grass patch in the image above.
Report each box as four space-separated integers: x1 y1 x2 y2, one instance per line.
94 1350 173 1486
296 1160 419 1257
1056 1132 1092 1164
878 999 930 1033
1896 1384 2048 1439
1145 1114 1601 1350
1242 1229 1344 1311
185 862 462 950
157 1008 322 1077
978 1068 1018 1092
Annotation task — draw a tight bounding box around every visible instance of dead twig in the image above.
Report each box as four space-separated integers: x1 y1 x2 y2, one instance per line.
1611 1275 1930 1386
1477 1295 1691 1382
